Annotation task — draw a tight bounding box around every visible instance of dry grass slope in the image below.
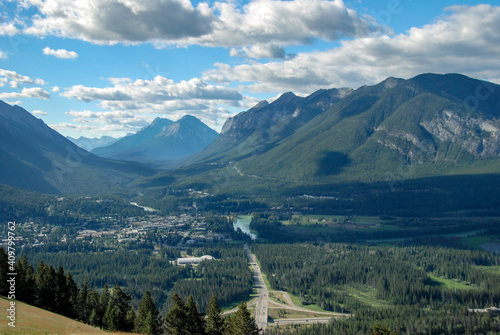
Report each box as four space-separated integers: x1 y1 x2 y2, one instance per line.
0 297 139 335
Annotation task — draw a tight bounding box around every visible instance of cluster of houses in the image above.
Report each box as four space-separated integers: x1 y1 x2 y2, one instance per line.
75 214 230 246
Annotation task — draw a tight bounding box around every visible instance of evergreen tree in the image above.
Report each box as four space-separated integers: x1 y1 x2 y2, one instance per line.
206 296 225 335
103 300 119 331
65 272 79 317
77 277 90 322
102 285 134 332
164 293 189 335
35 261 56 311
0 248 9 296
135 290 162 335
15 255 36 304
370 322 399 335
186 295 206 335
228 302 259 335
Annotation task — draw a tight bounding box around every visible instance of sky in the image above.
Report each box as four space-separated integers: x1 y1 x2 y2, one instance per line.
0 0 499 138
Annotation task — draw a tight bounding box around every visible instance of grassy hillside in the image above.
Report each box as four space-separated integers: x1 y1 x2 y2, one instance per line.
0 297 106 334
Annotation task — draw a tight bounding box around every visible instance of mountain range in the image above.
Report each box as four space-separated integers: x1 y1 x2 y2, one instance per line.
1 73 499 197
0 101 155 194
142 73 500 194
67 135 118 151
92 115 217 166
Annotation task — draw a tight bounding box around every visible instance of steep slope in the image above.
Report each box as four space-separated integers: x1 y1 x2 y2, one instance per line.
0 101 155 194
141 73 500 194
186 87 352 164
93 116 217 165
0 297 109 334
242 73 500 182
92 117 173 158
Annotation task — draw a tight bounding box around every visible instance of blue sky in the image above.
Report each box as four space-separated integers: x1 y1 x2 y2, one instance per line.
0 0 499 137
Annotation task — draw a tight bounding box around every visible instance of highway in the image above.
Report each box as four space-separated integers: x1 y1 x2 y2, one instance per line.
243 244 269 331
242 244 349 332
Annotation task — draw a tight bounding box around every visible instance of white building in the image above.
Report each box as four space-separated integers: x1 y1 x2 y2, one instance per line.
177 255 215 265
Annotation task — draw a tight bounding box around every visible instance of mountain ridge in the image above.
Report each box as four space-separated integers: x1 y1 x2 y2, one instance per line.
92 115 218 166
142 73 500 193
0 101 156 194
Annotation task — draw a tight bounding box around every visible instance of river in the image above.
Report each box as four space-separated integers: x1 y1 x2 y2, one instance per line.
233 215 257 240
129 202 158 212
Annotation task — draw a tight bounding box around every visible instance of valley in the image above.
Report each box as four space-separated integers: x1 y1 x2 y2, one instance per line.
1 72 500 334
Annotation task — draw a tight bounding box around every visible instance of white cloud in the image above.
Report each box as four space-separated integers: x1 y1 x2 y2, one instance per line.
0 22 20 36
60 75 243 131
0 87 50 99
230 44 287 60
0 69 47 89
204 5 500 93
52 86 60 92
23 0 215 44
12 0 382 59
32 109 47 115
50 122 94 132
42 46 78 59
0 69 35 84
0 51 7 59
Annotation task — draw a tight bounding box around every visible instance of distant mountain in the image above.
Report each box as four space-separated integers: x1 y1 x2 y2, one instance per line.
67 135 118 151
92 115 218 165
0 101 155 194
142 73 500 194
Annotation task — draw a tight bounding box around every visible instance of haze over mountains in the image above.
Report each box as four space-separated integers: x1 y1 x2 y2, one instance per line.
92 115 218 166
1 73 499 196
67 135 118 151
0 101 155 194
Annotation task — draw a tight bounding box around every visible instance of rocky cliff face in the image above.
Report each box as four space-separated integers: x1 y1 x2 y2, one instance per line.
421 109 500 157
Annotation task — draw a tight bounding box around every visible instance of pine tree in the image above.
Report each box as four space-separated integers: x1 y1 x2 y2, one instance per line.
186 295 206 335
206 296 225 335
103 300 119 331
164 293 189 335
0 248 8 296
135 291 162 335
77 277 90 322
228 302 259 335
370 322 399 335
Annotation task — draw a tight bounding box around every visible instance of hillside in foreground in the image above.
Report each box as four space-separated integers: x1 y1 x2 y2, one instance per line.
0 296 103 334
0 297 136 335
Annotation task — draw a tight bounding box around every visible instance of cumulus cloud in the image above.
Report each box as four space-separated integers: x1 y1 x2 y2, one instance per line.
193 0 381 48
62 76 242 103
60 75 244 131
32 110 47 115
42 47 78 59
0 69 47 89
0 69 36 85
204 5 500 93
22 0 215 44
0 22 20 36
10 0 381 59
230 44 287 60
0 87 50 99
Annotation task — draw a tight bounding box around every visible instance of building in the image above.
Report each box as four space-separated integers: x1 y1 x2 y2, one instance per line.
177 255 215 265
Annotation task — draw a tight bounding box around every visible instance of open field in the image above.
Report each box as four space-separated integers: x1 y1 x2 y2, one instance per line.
428 274 477 290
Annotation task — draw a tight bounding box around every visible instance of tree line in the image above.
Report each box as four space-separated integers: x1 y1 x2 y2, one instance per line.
21 244 253 314
0 248 259 334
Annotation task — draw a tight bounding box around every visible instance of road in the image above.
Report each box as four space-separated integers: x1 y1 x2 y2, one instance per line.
243 244 269 332
242 244 349 332
272 317 333 326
